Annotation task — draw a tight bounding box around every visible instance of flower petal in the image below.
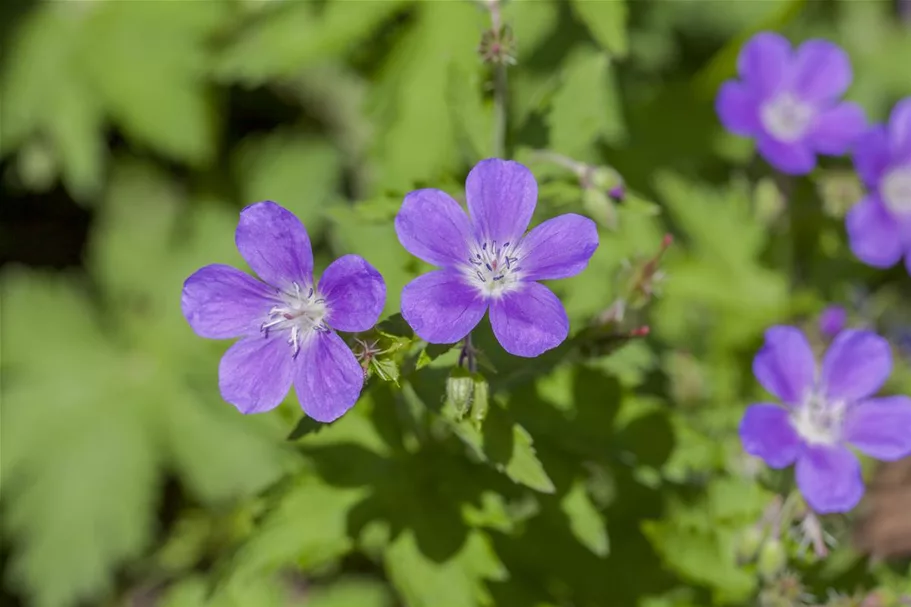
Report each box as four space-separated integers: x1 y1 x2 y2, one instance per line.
739 403 802 468
789 39 852 102
235 201 313 289
844 396 911 461
821 329 892 402
818 305 847 338
716 81 761 136
518 214 599 281
807 102 866 156
219 336 293 414
395 189 473 267
401 270 487 344
319 255 386 333
757 135 816 175
182 264 277 339
795 445 863 514
293 330 363 423
737 31 790 96
889 96 911 159
846 195 904 268
466 159 538 243
753 326 817 405
489 282 569 358
852 126 892 188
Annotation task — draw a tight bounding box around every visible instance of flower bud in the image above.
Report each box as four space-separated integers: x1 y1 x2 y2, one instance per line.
446 373 474 419
736 526 764 563
757 538 787 579
582 187 618 230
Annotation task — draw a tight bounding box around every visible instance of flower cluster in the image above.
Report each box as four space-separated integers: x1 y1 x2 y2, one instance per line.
183 160 598 420
717 31 911 275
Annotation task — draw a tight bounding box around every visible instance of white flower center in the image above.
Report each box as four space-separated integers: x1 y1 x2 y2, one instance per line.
789 390 847 446
881 166 911 216
760 93 815 143
260 282 329 357
464 238 523 298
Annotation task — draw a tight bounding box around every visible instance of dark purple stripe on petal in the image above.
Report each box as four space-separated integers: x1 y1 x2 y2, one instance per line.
293 330 364 423
319 254 386 333
219 336 293 415
489 281 569 358
465 159 538 244
235 201 314 290
518 213 599 281
394 188 473 267
400 269 487 344
182 264 277 339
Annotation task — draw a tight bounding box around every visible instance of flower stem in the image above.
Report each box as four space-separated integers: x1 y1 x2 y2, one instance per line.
489 0 507 158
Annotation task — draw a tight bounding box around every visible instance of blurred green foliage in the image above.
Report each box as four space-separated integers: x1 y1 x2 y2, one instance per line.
1 1 910 607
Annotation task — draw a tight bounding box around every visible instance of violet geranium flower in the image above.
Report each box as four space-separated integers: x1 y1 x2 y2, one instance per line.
181 201 385 422
395 158 599 358
846 97 911 274
739 326 911 514
716 32 866 175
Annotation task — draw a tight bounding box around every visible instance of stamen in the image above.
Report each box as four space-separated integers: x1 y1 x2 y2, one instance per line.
476 270 486 282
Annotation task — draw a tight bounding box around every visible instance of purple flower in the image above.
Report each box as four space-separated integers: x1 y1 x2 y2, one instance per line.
846 97 911 274
818 305 847 338
181 202 385 422
716 32 866 175
740 326 911 514
395 158 599 357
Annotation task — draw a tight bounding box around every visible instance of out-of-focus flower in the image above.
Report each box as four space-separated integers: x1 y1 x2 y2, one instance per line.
716 32 866 175
819 305 847 338
846 97 911 274
182 202 385 422
740 326 911 513
395 158 599 357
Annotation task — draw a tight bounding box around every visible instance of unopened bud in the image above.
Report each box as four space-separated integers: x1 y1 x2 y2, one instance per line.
757 538 787 579
588 166 622 190
736 526 764 564
446 373 474 419
608 184 625 202
582 188 618 230
471 378 489 427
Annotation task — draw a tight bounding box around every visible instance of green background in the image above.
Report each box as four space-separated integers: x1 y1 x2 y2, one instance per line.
2 1 910 606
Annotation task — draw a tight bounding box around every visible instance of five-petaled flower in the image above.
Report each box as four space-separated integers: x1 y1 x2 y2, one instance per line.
846 97 911 275
181 201 385 422
716 32 866 175
395 158 599 357
740 326 911 514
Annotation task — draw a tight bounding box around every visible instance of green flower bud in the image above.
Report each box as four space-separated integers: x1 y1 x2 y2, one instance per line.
757 538 788 579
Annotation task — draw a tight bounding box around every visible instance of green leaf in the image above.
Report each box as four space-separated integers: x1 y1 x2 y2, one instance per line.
221 475 367 585
79 1 226 165
214 0 409 86
561 480 610 557
385 530 507 607
234 133 343 235
0 4 106 201
369 2 485 191
307 578 395 607
416 343 457 370
569 0 629 59
547 47 626 161
371 357 402 386
503 0 560 61
446 61 494 163
1 276 159 607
